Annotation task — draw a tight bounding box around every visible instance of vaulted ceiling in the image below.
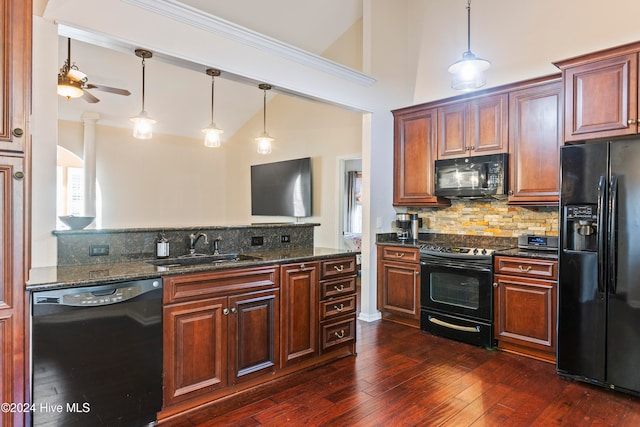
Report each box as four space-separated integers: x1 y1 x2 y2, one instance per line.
52 0 364 141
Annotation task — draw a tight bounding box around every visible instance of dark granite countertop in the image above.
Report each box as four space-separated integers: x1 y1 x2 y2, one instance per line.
27 247 359 292
494 248 559 261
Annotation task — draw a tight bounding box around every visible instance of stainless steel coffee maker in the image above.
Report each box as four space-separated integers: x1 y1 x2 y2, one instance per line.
396 213 422 241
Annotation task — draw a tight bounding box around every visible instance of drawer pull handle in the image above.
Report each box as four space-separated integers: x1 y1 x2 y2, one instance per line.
334 265 344 272
334 284 345 292
334 303 344 312
335 330 345 339
429 316 479 333
518 265 532 273
396 253 405 258
223 308 230 315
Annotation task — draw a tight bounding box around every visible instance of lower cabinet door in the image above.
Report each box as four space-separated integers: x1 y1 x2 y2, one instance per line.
494 274 556 362
229 289 280 384
163 297 228 406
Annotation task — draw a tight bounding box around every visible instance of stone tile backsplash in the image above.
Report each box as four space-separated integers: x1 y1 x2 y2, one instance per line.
412 199 558 237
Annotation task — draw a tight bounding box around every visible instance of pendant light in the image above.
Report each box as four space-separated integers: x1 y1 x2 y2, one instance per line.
255 84 274 154
202 69 223 148
130 49 156 139
447 0 491 91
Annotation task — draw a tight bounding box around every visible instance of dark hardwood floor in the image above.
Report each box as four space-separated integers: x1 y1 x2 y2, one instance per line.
170 319 640 426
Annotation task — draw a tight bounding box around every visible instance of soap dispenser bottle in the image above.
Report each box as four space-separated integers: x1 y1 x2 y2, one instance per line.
156 232 170 258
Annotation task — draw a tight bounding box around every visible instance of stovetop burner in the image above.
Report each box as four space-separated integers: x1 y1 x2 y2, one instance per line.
420 244 495 260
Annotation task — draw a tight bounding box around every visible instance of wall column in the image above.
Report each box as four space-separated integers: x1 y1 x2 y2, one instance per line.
82 112 100 217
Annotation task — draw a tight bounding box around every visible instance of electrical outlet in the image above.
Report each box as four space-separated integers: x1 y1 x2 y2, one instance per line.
89 244 110 256
281 235 290 243
251 236 264 246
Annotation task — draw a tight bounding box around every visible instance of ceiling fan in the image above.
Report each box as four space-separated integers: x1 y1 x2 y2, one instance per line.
57 38 131 103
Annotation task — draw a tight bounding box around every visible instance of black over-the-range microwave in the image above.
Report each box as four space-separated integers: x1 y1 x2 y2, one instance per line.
434 153 508 198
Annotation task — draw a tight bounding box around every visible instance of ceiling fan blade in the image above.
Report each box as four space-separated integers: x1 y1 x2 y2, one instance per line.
82 90 100 103
85 83 131 96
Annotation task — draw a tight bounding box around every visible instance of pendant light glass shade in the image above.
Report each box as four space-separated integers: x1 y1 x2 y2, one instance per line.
131 49 155 139
448 0 490 91
202 69 223 148
256 84 273 154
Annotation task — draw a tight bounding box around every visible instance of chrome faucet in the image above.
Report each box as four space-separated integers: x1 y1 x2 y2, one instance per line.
213 237 222 255
189 232 209 255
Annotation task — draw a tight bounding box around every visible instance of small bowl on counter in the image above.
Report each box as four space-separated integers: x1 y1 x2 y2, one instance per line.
58 215 95 230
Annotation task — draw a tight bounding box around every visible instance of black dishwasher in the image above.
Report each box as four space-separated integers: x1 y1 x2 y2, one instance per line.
32 278 163 427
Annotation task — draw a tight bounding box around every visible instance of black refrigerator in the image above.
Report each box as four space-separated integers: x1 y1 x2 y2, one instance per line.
558 140 640 395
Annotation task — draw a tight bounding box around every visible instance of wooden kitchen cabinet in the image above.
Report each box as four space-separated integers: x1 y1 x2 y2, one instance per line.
555 41 640 142
437 93 508 159
280 261 319 367
493 256 558 363
508 78 563 205
0 0 30 425
319 256 358 354
392 106 449 207
377 245 421 328
162 266 279 408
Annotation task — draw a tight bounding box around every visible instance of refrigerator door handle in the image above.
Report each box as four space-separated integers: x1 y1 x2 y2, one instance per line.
597 175 607 293
609 175 618 294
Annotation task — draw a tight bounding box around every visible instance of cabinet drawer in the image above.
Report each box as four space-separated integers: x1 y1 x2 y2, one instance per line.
320 316 356 352
494 256 557 280
381 246 420 263
320 256 357 280
320 276 356 300
164 265 279 303
320 295 356 321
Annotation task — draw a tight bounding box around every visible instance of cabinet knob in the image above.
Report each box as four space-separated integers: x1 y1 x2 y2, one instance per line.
13 171 24 180
223 308 230 315
12 128 23 138
629 119 637 125
231 307 237 314
508 190 514 196
300 263 306 270
415 271 420 276
493 282 498 288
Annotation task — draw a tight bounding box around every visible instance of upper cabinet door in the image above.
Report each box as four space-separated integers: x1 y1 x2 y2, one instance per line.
562 53 638 142
393 107 449 206
508 80 563 205
467 93 508 155
437 103 467 159
437 94 508 159
0 0 30 153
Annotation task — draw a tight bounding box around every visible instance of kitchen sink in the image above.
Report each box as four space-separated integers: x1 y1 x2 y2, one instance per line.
146 253 262 268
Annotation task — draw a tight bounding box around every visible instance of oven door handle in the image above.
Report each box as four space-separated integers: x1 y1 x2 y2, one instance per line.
420 260 491 273
428 316 480 333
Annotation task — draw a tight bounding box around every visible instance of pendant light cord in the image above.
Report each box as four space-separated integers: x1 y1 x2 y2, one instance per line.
263 88 267 133
210 74 215 123
141 57 146 112
466 0 471 53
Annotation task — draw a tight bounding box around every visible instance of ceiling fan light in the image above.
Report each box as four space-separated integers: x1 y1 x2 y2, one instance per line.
66 68 87 82
255 132 273 155
202 123 223 148
130 110 156 140
57 78 84 99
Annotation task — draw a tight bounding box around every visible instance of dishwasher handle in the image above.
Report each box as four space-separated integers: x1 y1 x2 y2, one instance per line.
33 278 162 307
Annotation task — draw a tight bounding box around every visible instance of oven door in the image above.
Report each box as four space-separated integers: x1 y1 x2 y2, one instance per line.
419 258 492 322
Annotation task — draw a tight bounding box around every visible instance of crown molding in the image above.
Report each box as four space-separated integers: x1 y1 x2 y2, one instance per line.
122 0 376 87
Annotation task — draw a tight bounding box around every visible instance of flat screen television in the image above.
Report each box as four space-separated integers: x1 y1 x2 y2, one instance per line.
250 157 312 218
